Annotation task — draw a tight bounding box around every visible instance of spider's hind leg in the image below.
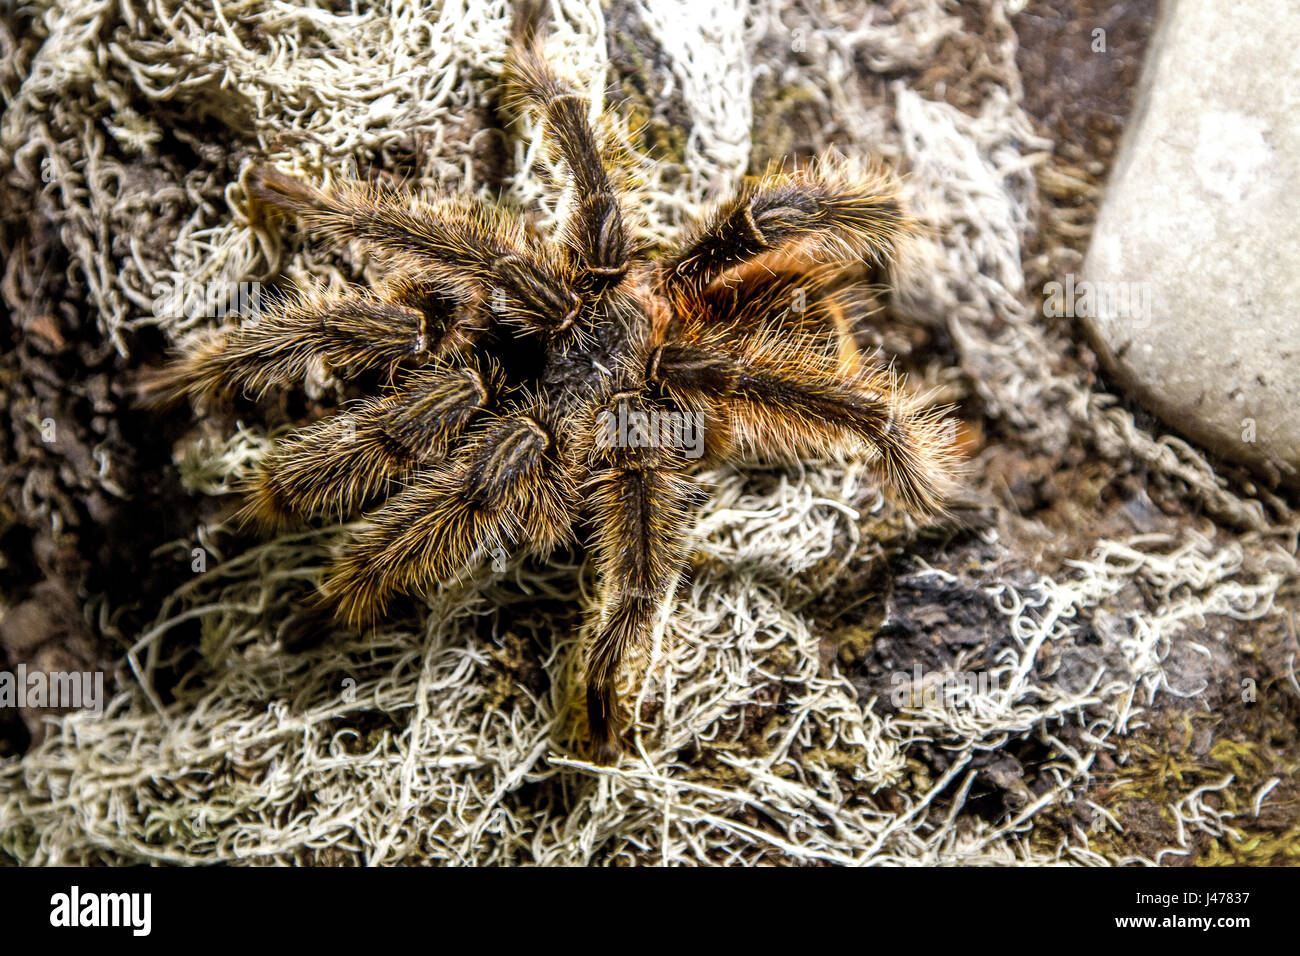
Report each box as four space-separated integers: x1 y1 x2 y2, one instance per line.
651 326 958 517
321 407 574 626
239 363 498 529
581 391 705 761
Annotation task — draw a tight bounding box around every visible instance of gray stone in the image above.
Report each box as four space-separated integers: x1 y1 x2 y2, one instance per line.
1081 0 1300 487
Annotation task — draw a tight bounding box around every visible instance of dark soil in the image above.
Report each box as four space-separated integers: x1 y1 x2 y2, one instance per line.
0 213 206 751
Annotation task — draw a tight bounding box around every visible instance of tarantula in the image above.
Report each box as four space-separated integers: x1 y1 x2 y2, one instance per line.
147 27 959 761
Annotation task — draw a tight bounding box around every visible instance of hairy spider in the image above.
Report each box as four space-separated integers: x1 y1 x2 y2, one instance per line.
146 25 959 762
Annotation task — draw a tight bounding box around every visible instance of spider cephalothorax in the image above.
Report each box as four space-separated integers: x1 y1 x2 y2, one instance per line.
148 27 959 761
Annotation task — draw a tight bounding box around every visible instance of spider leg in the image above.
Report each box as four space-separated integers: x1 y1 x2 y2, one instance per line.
504 38 631 285
141 281 477 405
322 407 574 625
581 390 704 761
649 326 957 516
239 364 498 529
247 167 582 334
658 159 910 293
677 255 881 371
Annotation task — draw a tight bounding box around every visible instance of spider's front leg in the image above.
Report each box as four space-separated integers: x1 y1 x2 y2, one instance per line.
678 256 880 373
650 326 958 517
246 167 582 334
239 363 498 529
582 391 705 762
322 407 574 625
659 160 911 293
504 35 631 285
140 281 473 406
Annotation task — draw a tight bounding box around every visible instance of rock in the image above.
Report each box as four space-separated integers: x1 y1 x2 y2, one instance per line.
1080 0 1300 488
